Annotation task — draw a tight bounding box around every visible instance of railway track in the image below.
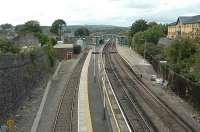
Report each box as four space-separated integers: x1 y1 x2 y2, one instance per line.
51 50 88 132
103 40 197 132
104 41 154 132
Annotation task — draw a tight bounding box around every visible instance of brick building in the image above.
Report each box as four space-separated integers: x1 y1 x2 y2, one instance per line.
53 44 73 60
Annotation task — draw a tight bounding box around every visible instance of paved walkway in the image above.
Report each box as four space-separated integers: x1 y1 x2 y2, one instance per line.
116 44 200 131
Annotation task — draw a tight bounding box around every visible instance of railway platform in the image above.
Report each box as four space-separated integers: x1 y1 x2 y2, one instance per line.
78 50 93 132
116 42 200 131
78 47 112 132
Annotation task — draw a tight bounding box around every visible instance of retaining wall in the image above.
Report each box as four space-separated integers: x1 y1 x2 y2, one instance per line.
0 48 55 120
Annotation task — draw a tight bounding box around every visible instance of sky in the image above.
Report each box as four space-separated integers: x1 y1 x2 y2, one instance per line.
0 0 200 27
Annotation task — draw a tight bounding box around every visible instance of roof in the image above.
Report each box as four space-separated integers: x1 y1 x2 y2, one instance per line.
168 22 176 26
53 44 73 49
177 15 200 24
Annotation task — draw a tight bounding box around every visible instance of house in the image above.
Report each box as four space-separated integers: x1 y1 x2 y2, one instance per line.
53 44 73 60
168 15 200 38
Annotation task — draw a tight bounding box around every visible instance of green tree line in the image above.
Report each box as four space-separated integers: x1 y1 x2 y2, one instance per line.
129 19 200 84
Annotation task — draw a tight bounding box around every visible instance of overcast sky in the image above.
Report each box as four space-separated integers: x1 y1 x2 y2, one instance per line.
0 0 200 26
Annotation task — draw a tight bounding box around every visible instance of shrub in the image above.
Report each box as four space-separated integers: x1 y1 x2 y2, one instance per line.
0 37 20 54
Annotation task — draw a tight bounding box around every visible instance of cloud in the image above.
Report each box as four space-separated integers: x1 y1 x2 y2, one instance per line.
0 0 200 26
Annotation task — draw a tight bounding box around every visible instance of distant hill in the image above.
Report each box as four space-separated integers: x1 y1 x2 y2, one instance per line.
41 25 129 35
67 25 128 32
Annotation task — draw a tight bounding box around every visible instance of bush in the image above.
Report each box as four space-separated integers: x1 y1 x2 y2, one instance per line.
45 43 56 67
0 37 20 54
36 33 49 46
29 48 38 63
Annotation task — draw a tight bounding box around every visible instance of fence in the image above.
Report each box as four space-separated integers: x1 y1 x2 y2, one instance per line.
147 54 200 108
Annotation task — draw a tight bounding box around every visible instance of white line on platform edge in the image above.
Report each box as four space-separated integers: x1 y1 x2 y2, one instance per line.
78 50 93 132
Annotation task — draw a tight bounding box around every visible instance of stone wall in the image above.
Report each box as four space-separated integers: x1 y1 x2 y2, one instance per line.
0 48 54 120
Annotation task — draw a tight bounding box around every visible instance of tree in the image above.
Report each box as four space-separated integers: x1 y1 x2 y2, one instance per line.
0 23 13 33
15 20 41 34
0 23 13 30
165 38 197 64
49 38 57 46
191 52 200 83
144 25 166 44
133 31 145 44
36 33 49 46
165 37 197 74
74 27 90 37
148 22 158 28
0 37 20 54
132 31 145 54
129 19 148 37
50 19 66 35
24 20 41 33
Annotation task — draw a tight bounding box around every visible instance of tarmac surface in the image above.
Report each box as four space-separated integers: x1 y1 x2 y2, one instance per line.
87 47 112 132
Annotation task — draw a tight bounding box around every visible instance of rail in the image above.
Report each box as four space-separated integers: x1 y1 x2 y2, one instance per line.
98 40 131 132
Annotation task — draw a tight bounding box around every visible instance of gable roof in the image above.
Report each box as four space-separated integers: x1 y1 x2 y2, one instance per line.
177 15 200 24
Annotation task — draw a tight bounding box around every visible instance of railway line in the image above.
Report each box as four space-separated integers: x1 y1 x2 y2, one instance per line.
103 40 197 132
51 50 88 132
